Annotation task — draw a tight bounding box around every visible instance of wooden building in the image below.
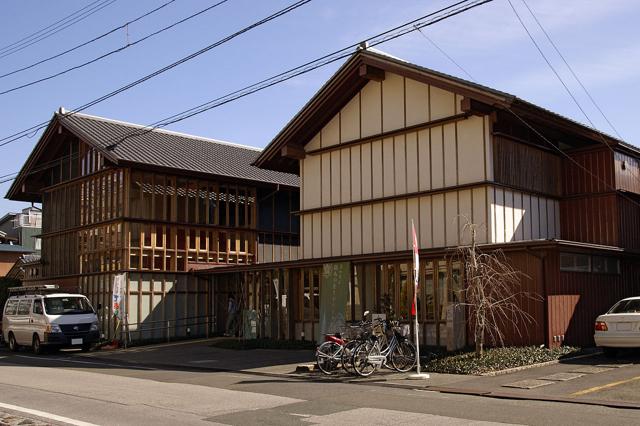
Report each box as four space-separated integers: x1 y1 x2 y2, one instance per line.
7 110 299 340
209 48 640 348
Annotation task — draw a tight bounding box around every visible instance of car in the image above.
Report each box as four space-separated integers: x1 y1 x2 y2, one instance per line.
2 285 101 354
594 296 640 357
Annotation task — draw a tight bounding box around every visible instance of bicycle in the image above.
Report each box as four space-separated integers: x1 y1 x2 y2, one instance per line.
315 312 373 375
352 319 417 377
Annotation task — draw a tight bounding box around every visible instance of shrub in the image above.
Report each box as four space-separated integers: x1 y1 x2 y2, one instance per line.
425 346 580 375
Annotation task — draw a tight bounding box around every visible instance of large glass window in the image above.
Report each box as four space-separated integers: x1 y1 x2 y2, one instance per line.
560 253 590 272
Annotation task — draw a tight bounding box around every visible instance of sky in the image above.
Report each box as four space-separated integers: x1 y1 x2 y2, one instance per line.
0 0 638 214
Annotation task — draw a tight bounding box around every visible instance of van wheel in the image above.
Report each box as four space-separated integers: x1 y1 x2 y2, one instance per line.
32 334 43 355
8 333 19 352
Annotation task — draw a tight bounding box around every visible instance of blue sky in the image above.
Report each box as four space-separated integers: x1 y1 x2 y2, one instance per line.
1 0 638 214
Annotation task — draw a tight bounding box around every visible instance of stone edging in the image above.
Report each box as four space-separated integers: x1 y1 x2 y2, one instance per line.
477 351 600 377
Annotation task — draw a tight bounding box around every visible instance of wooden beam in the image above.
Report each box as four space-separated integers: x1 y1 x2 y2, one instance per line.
358 64 385 82
460 97 494 116
281 145 306 160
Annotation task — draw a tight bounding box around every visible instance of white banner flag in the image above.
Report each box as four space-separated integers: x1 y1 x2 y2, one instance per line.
112 273 125 320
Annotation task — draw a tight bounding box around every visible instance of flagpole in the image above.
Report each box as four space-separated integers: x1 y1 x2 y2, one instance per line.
408 219 429 380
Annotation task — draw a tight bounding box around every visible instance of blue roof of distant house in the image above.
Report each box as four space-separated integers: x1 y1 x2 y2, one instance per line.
0 244 34 253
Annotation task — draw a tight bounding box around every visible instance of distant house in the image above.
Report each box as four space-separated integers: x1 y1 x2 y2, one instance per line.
0 207 41 253
0 243 33 277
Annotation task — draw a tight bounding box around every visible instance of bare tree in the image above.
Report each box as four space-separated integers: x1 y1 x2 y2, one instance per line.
457 222 541 357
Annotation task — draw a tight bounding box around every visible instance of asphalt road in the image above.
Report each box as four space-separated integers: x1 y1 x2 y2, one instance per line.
1 347 640 425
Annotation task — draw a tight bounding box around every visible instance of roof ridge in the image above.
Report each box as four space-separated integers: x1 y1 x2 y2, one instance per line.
56 110 263 152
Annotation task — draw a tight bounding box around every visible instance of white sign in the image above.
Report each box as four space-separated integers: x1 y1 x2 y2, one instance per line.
112 273 126 320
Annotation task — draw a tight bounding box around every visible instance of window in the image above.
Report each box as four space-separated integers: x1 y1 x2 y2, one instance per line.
4 299 18 316
17 300 32 315
560 253 590 272
560 252 620 274
592 256 620 274
33 300 43 315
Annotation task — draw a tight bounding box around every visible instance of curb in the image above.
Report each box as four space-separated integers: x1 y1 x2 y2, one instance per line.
478 351 601 377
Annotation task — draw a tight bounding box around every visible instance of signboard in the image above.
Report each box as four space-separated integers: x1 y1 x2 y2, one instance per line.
319 262 350 338
112 273 125 320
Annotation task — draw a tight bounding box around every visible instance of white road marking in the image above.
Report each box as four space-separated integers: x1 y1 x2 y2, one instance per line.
0 401 98 426
15 355 157 370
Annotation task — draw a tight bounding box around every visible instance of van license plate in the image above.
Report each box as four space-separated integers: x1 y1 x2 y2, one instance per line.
71 338 83 345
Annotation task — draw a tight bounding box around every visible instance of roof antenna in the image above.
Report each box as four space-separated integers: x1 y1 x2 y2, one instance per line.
358 41 369 51
58 106 66 115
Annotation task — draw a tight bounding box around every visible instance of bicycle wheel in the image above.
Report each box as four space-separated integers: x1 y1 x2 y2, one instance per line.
390 340 417 373
341 339 360 373
316 341 341 375
352 341 380 377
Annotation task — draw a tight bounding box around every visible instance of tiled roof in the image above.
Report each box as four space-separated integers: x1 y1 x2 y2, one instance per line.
58 112 299 187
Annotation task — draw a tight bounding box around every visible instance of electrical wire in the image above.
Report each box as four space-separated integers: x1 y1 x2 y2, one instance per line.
0 0 313 147
0 0 232 95
3 0 493 184
0 0 117 60
0 0 104 53
0 0 178 80
414 26 476 82
519 0 623 140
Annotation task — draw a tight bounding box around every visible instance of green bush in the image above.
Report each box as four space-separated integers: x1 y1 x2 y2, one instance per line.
211 338 316 351
425 346 580 375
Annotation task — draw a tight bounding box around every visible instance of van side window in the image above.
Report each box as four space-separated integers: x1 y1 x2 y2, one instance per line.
33 300 43 315
4 299 18 315
17 300 32 315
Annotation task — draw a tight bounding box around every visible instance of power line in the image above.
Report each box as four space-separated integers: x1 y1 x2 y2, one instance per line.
0 0 231 96
519 0 623 140
0 0 117 60
0 0 313 147
3 0 493 184
0 0 178 80
0 0 103 52
414 26 476 82
411 13 640 211
507 0 639 184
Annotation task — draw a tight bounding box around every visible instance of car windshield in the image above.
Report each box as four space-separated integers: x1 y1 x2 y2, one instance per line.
44 297 94 315
609 299 640 314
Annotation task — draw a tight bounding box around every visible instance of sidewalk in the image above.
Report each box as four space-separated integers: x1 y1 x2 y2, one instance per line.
77 339 640 409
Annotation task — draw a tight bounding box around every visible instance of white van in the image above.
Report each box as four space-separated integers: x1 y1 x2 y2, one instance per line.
2 285 100 354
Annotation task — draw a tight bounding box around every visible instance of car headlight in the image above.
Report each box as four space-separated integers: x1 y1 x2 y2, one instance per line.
90 322 99 331
47 324 61 333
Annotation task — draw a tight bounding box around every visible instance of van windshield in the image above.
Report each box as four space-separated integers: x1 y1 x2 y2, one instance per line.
44 297 94 315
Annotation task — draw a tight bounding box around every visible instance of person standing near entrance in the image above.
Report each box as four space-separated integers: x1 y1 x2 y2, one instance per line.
225 294 238 336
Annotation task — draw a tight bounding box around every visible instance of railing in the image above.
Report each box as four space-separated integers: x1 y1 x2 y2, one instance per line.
120 314 216 347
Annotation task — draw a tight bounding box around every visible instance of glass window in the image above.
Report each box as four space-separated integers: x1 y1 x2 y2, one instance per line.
424 261 435 321
303 271 311 321
592 256 620 274
398 264 409 321
33 299 43 315
609 299 640 314
4 299 18 315
560 253 590 272
44 297 93 315
17 300 32 315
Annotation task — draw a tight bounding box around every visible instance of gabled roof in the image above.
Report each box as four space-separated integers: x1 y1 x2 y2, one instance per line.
7 111 299 201
254 48 630 173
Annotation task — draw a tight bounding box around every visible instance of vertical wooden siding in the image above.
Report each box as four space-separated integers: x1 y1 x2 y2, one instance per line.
546 251 640 347
614 151 640 194
493 136 561 196
562 149 614 195
619 194 640 250
559 193 619 246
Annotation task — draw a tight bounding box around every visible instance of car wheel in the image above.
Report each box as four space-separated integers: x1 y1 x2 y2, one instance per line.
603 347 617 358
32 334 43 355
8 333 19 352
